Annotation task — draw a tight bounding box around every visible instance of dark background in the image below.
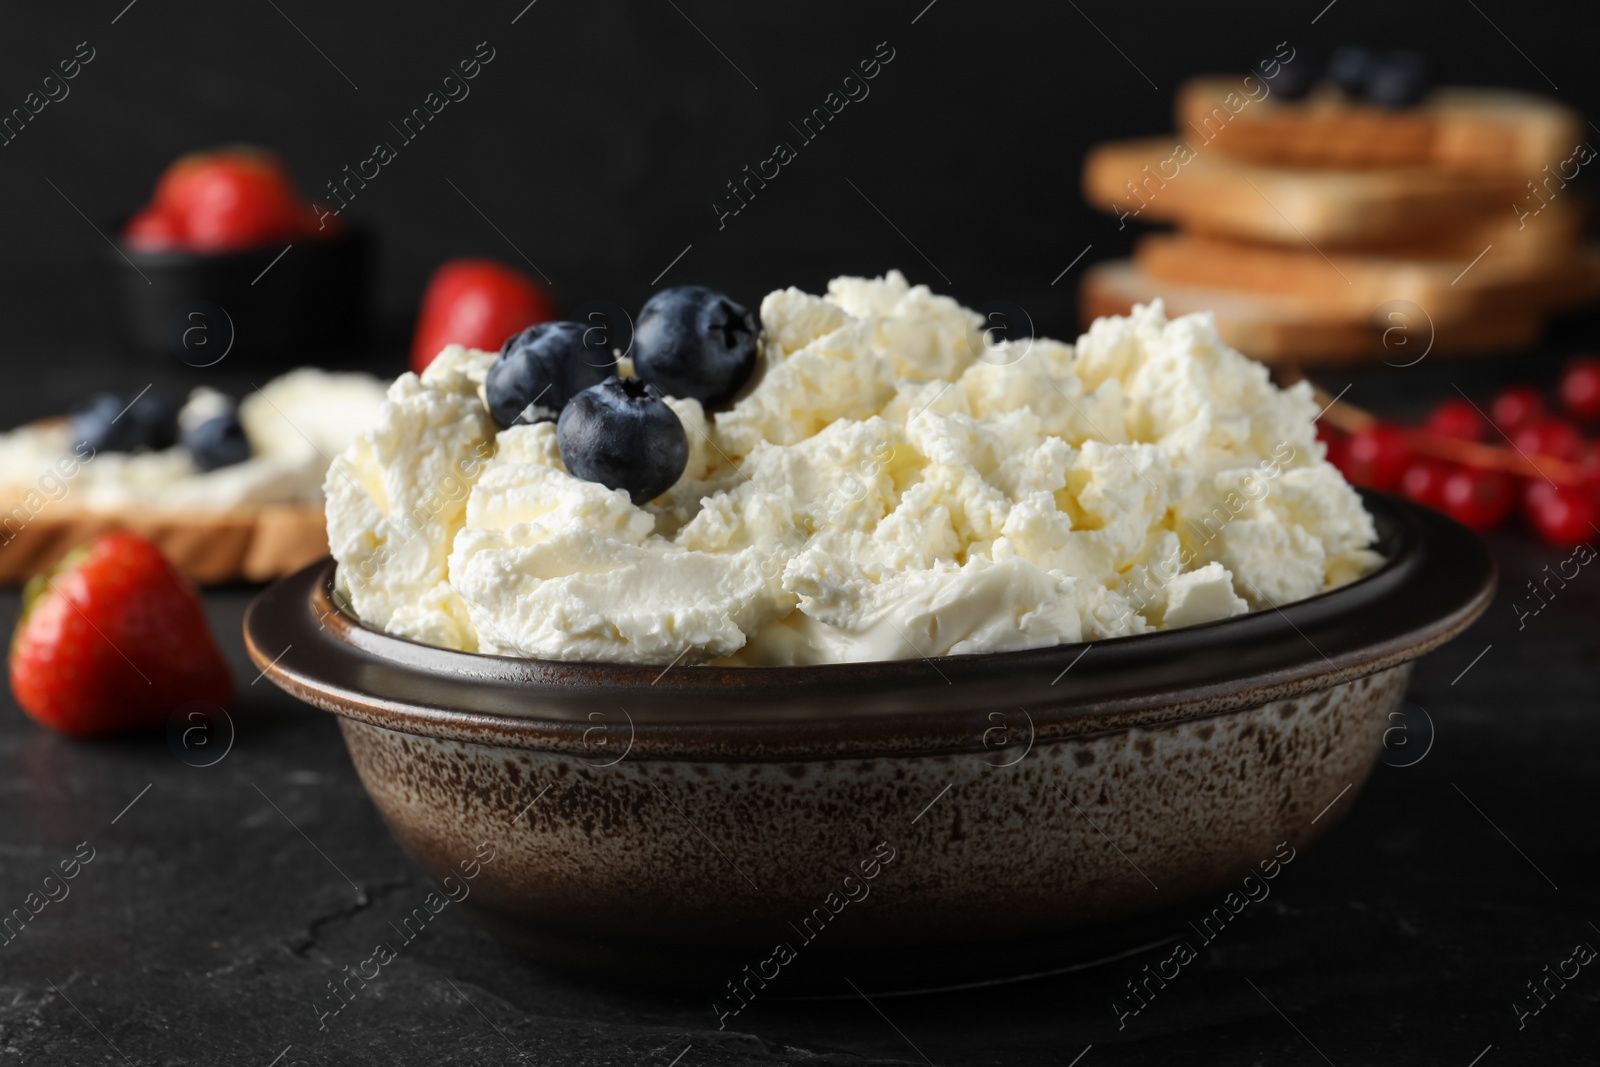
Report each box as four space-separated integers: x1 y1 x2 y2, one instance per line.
3 0 1598 371
2 2 1599 1065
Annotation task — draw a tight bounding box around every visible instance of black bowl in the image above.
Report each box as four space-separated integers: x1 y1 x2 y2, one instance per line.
104 226 369 368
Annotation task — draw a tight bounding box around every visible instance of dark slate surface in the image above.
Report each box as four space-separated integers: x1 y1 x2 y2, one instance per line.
2 334 1599 1066
4 0 1600 1058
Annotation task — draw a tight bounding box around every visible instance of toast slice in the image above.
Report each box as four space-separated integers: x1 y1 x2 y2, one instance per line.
1084 137 1525 247
1133 233 1600 323
1080 258 1547 364
0 504 328 585
1352 199 1585 263
1176 78 1585 174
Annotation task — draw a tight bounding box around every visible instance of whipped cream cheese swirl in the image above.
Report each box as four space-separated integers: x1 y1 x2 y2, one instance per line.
326 272 1380 665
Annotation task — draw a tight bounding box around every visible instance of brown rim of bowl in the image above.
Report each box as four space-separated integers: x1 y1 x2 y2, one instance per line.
244 490 1495 761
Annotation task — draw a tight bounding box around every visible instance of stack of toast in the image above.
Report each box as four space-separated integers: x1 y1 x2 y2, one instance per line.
1081 77 1599 363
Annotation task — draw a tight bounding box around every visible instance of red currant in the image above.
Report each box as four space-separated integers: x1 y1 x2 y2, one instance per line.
1575 441 1600 495
1489 385 1545 432
1344 423 1412 490
1424 398 1487 441
1522 477 1559 517
1558 355 1600 421
1510 419 1582 461
1528 485 1599 547
1399 459 1453 510
1440 467 1515 531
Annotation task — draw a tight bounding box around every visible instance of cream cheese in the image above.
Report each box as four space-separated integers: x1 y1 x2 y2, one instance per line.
327 272 1380 665
0 369 389 513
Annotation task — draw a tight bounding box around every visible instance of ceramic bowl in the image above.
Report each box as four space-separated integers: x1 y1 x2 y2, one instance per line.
244 491 1493 995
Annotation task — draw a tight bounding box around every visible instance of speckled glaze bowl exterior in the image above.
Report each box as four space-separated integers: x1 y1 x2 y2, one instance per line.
245 492 1493 993
333 668 1405 991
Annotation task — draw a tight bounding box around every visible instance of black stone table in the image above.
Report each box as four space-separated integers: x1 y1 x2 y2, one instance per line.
2 344 1597 1065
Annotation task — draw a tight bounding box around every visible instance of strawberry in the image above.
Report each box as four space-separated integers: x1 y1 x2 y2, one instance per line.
180 158 308 252
154 147 294 212
123 205 185 251
411 258 558 374
151 150 218 216
133 147 313 253
9 533 234 736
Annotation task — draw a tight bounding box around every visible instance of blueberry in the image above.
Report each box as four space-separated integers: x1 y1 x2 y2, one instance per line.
1263 56 1316 101
130 392 180 450
1365 51 1428 108
1327 45 1374 96
70 393 151 453
182 411 252 472
557 378 688 504
69 390 206 457
632 286 757 407
485 321 614 429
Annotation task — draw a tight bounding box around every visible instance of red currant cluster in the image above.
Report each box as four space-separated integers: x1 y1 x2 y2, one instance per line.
1319 356 1600 546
